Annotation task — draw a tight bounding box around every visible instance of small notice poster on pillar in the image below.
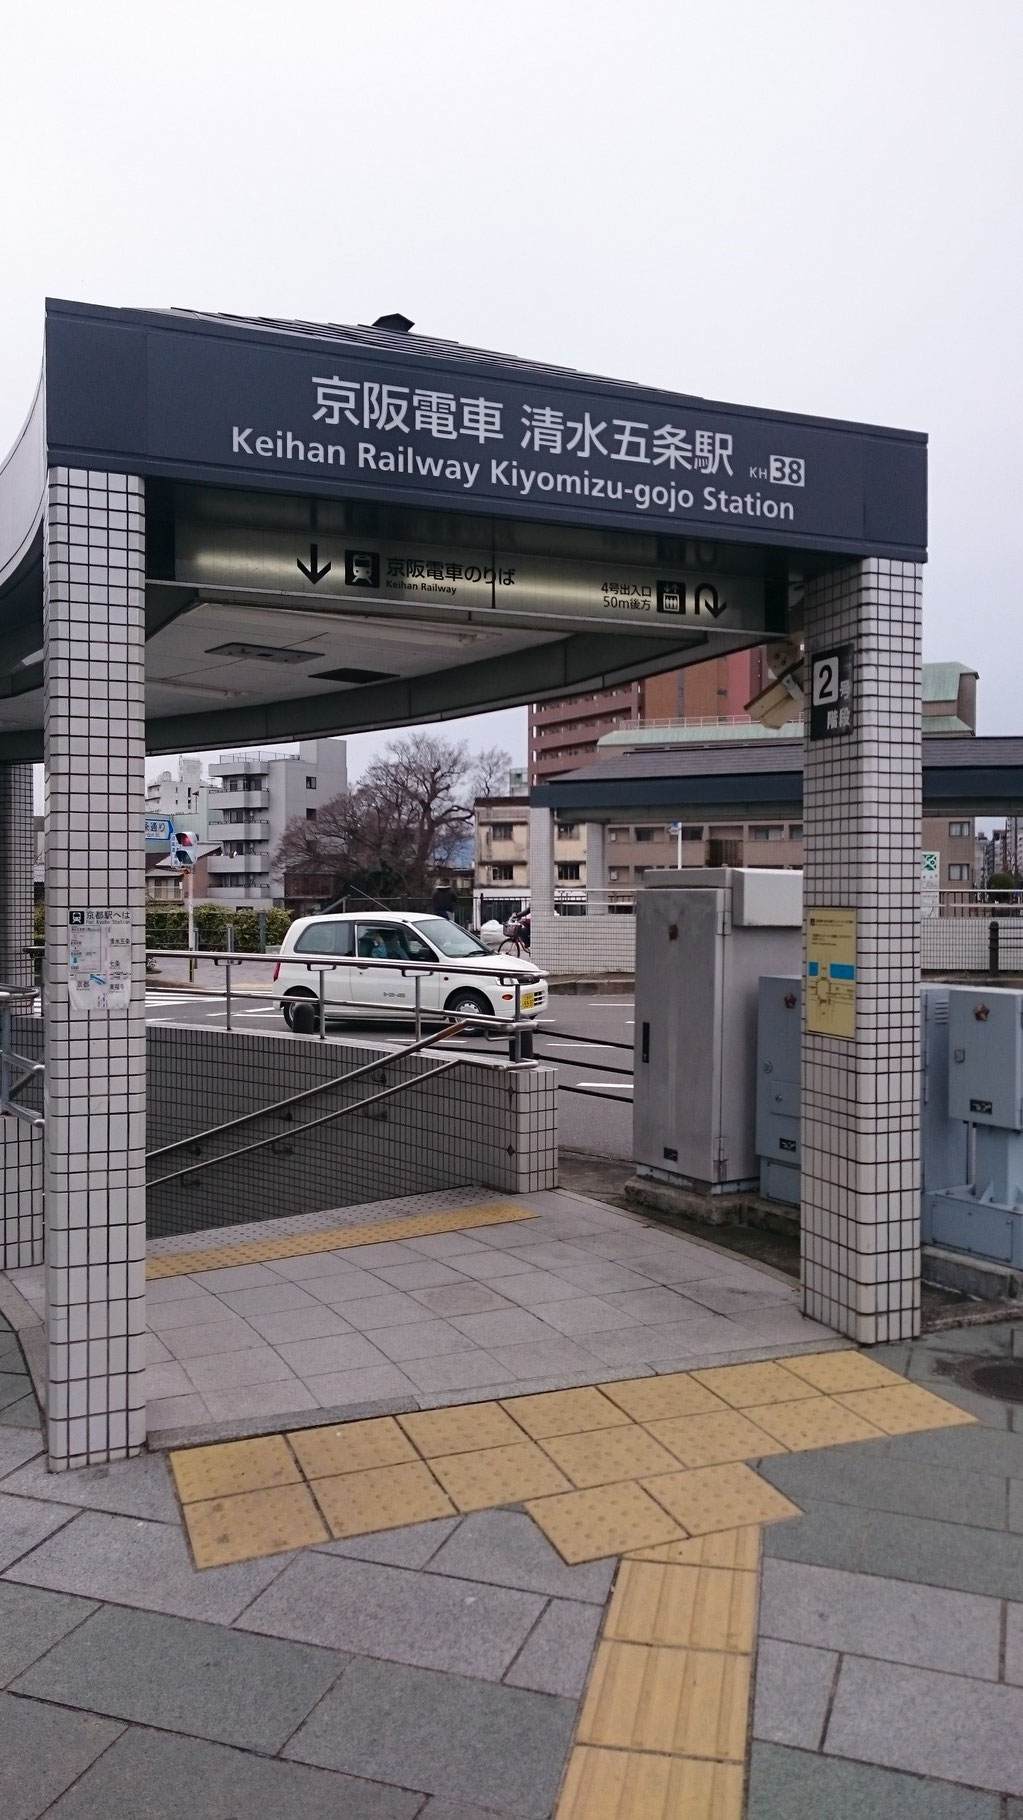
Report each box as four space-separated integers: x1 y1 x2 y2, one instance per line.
67 909 132 1013
805 908 857 1040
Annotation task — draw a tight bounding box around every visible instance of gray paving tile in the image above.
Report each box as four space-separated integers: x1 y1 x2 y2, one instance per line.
426 1509 615 1601
336 1241 424 1267
405 1234 495 1261
0 1429 43 1482
684 1276 796 1316
1011 1480 1023 1534
400 1352 508 1394
0 1451 179 1523
43 1724 422 1820
143 1361 196 1401
373 1260 468 1291
1004 1602 1023 1685
885 1423 1023 1478
503 1244 596 1271
301 1363 416 1407
160 1318 262 1360
273 1334 394 1376
5 1508 289 1622
747 1740 1001 1820
532 1296 639 1336
900 1366 1011 1429
444 1251 537 1281
146 1276 213 1303
341 1292 445 1331
0 1491 77 1572
199 1382 322 1423
0 1373 31 1412
145 1332 173 1366
218 1282 324 1317
147 1292 224 1332
190 1262 285 1290
0 1690 122 1820
0 1582 97 1684
0 1395 40 1430
284 1654 576 1818
146 1393 210 1430
246 1305 356 1343
266 1251 381 1283
760 1558 1001 1678
741 1308 836 1345
857 1509 1023 1601
14 1603 344 1751
580 1320 737 1365
316 1517 462 1568
496 1271 587 1307
504 1598 602 1697
183 1346 302 1390
300 1271 397 1306
413 1284 515 1318
239 1550 546 1678
752 1638 837 1748
759 1444 1010 1530
826 1654 1023 1795
547 1260 662 1295
373 1321 478 1363
603 1286 712 1323
451 1309 556 1347
419 1801 532 1820
486 1338 607 1379
762 1497 875 1572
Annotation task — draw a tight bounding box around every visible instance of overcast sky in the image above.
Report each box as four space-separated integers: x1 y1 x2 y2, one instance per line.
3 0 1021 788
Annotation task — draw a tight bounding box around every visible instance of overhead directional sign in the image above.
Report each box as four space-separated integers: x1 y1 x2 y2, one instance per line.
174 520 771 634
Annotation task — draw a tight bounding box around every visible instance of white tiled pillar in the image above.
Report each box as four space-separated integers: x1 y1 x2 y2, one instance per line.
43 469 147 1469
801 558 922 1343
530 806 555 914
0 763 43 1268
585 822 607 912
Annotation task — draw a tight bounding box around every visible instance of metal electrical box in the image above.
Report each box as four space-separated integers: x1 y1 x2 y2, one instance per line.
755 976 802 1205
634 869 802 1195
925 986 1023 1265
755 981 966 1210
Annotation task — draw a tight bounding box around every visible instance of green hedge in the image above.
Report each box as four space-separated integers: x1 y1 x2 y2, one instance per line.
145 905 292 951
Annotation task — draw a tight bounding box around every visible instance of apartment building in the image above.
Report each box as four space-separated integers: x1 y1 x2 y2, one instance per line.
145 757 221 841
528 650 764 783
207 739 347 905
474 797 586 890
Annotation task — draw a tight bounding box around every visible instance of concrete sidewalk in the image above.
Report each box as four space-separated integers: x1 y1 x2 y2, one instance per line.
2 1221 1022 1817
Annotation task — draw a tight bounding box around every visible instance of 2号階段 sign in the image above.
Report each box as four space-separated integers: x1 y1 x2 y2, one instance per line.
809 645 854 741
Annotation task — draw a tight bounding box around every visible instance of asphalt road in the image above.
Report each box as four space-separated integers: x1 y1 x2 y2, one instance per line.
144 977 635 1160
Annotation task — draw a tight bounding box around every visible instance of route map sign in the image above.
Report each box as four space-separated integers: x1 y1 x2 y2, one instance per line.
67 909 131 1013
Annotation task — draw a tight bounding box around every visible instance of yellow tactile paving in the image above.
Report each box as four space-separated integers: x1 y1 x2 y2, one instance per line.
310 1460 456 1537
604 1559 758 1653
643 1462 802 1536
185 1483 329 1567
429 1441 572 1512
170 1434 301 1504
577 1639 751 1758
627 1526 762 1570
778 1348 906 1393
501 1386 632 1438
834 1382 977 1435
526 1481 685 1564
746 1393 887 1451
288 1416 416 1478
644 1408 789 1469
539 1424 681 1489
600 1372 729 1423
146 1202 535 1278
556 1745 744 1820
398 1401 528 1457
691 1360 820 1408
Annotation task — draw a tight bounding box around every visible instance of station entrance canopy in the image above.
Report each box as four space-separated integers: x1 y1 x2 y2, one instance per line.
0 299 926 759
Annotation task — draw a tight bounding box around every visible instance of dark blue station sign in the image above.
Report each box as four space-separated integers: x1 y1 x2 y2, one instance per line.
44 300 927 561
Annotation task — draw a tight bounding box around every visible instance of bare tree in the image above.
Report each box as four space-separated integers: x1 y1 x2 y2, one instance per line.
273 732 512 906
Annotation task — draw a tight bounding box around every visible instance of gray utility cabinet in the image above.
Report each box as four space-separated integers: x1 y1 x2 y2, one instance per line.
925 986 1023 1265
756 980 967 1210
634 869 802 1195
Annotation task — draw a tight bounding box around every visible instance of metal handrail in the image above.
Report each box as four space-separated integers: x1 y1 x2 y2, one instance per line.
0 989 45 1127
148 1056 465 1188
146 1019 471 1162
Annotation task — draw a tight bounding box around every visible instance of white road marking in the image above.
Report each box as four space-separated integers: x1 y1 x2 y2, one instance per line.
543 1040 619 1051
568 1080 633 1094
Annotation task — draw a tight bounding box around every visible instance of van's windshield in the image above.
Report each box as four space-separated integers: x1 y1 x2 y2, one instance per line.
415 918 487 958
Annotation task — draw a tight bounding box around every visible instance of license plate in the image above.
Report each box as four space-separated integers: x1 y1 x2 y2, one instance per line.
520 992 535 1011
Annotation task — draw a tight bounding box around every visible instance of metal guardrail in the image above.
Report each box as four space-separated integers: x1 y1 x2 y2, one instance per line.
0 986 44 1126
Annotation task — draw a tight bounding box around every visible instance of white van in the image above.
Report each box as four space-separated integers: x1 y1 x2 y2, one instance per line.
273 911 547 1028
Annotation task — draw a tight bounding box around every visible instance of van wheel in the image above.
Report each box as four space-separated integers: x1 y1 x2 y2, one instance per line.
283 992 317 1032
445 989 491 1025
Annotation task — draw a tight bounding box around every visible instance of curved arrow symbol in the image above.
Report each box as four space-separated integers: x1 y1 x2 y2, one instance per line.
297 544 332 585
